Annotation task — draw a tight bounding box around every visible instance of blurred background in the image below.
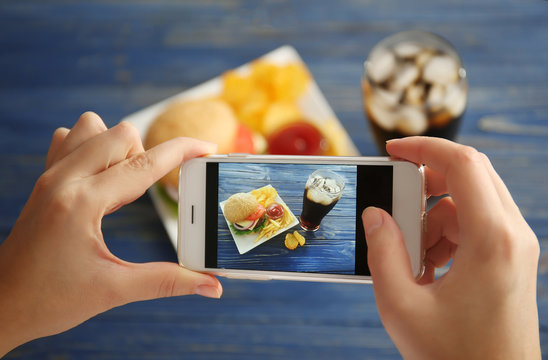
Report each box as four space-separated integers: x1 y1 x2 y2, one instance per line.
1 0 547 359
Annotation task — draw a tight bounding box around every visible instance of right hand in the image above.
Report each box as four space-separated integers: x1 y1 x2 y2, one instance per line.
362 137 541 360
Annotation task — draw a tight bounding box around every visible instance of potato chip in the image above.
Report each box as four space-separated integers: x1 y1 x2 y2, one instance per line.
251 60 278 94
236 89 269 132
284 233 299 250
221 60 311 140
251 186 278 207
272 63 310 102
261 101 302 136
222 71 253 107
293 231 306 246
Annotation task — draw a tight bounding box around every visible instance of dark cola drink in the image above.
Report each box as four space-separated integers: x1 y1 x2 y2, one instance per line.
362 31 467 155
299 169 345 232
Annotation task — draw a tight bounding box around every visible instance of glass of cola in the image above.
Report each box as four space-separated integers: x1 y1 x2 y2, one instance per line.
299 169 345 232
362 30 468 154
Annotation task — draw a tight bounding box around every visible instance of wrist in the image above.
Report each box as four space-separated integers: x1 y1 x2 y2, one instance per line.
0 239 34 357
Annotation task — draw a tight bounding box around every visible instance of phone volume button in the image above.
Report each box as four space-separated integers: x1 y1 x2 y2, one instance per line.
227 153 251 158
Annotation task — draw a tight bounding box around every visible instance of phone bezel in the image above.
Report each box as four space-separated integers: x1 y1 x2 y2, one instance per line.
178 154 425 284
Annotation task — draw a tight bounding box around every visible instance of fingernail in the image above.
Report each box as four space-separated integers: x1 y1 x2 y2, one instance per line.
362 207 383 237
195 284 222 299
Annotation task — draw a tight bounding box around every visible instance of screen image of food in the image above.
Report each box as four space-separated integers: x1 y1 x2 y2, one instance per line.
205 162 392 276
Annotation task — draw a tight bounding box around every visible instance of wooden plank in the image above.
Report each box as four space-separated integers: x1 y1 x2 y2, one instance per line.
1 0 547 358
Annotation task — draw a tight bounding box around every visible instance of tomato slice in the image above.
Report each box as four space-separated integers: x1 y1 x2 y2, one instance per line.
245 204 265 221
233 124 255 154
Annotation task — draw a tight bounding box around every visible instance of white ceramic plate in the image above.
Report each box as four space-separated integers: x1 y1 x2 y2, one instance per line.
219 185 299 255
121 45 360 249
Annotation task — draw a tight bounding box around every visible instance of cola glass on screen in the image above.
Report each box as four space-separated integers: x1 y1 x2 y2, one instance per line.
299 169 345 232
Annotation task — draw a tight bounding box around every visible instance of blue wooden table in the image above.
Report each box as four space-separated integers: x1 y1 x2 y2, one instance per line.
217 163 356 274
1 1 547 359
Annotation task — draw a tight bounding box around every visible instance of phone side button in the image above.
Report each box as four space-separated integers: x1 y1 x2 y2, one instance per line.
227 153 251 158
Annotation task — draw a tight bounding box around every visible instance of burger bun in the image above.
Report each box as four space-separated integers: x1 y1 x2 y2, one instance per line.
224 193 259 223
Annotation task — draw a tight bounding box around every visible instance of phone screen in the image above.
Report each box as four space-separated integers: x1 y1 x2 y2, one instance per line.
204 162 393 276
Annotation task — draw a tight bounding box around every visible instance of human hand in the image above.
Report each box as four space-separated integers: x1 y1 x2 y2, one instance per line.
362 137 540 359
0 112 223 356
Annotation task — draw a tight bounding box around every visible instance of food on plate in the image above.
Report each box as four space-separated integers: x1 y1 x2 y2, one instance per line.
220 59 313 138
251 186 278 207
224 193 267 234
224 185 296 243
293 231 306 246
255 201 293 243
266 203 284 220
261 101 302 136
144 99 257 198
267 121 327 155
284 233 299 250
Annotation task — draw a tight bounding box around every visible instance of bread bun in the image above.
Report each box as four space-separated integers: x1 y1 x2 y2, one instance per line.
224 193 258 223
144 98 239 189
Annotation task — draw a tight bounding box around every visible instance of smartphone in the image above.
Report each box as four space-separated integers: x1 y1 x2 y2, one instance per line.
178 154 425 284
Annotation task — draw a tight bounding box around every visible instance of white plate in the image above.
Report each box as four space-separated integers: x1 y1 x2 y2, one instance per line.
121 45 360 249
219 185 299 254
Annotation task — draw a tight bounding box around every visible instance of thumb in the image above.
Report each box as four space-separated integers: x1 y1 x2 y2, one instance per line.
362 207 417 305
112 262 223 305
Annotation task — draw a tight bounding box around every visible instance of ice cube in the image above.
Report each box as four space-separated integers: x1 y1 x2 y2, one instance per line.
423 55 459 84
415 49 434 69
444 83 467 117
426 84 446 111
390 63 420 91
394 42 422 59
396 106 428 135
366 98 398 131
323 178 341 194
367 48 396 84
404 84 425 106
374 87 402 108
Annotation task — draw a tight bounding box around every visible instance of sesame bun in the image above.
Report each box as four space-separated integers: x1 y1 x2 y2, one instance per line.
223 193 258 223
144 98 239 189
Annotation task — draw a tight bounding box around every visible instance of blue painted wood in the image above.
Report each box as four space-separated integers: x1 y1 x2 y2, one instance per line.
1 0 547 359
217 163 356 273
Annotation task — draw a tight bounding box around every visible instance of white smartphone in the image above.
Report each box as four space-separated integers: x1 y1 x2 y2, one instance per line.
178 154 425 284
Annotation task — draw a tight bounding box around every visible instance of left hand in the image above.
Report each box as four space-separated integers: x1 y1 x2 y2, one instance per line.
0 112 222 356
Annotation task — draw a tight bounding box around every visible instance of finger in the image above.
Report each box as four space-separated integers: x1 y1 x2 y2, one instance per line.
54 121 144 179
45 127 70 170
424 166 448 197
425 237 457 269
92 137 216 214
419 237 457 285
482 156 522 216
50 112 108 166
425 197 459 249
362 207 418 308
112 261 222 305
386 137 504 240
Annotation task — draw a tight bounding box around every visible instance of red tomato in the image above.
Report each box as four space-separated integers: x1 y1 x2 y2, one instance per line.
245 204 265 221
233 124 255 154
267 122 326 155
